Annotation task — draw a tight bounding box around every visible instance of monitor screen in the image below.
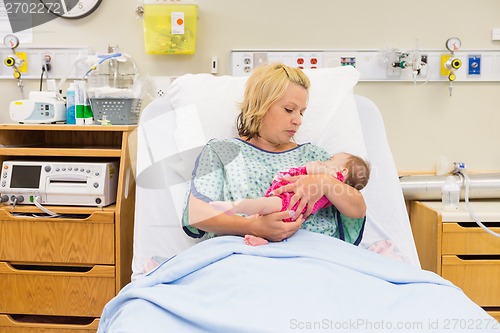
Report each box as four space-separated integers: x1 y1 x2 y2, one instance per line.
10 165 42 189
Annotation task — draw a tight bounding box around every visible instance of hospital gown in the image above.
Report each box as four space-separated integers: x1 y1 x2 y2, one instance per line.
182 138 365 245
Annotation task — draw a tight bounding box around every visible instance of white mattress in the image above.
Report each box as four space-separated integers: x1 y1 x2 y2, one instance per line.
131 94 420 280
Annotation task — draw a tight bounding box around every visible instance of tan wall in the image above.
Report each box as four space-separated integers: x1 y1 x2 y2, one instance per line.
1 0 500 172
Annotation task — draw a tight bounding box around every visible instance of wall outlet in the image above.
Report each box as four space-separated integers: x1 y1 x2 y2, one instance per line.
468 55 481 77
231 49 500 81
0 47 90 79
42 53 52 71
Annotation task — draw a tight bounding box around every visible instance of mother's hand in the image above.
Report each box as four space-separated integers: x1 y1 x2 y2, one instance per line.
272 174 328 220
251 210 304 242
187 195 306 241
272 173 366 219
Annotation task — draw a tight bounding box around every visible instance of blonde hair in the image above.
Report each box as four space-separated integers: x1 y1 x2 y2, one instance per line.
344 155 371 190
237 63 310 140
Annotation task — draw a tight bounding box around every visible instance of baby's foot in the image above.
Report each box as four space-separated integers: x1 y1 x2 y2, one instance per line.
244 234 269 246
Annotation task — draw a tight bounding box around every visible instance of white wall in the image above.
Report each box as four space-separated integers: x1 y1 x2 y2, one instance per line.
1 0 500 173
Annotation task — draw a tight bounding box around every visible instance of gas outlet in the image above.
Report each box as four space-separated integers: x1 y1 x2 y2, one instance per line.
468 55 481 77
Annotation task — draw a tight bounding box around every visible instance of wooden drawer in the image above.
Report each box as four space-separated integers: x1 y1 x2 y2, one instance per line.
0 210 114 264
442 255 500 307
0 262 115 317
487 311 500 323
442 222 500 255
0 315 99 333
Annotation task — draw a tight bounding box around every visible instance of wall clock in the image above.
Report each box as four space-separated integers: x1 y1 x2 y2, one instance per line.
39 0 103 19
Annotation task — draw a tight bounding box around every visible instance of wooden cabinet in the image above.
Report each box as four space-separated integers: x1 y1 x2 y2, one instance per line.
0 124 136 332
410 200 500 322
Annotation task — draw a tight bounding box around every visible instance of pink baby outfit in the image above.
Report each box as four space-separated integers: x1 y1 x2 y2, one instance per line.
264 166 344 222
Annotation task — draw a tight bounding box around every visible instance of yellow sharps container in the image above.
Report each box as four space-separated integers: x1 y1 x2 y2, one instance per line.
143 2 198 55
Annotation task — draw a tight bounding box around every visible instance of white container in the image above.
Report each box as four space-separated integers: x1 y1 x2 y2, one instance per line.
441 176 460 211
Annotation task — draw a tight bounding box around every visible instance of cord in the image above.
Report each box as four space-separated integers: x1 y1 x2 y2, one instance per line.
39 64 52 91
33 196 60 217
39 67 45 91
11 196 17 213
17 76 25 99
460 171 500 238
83 52 123 78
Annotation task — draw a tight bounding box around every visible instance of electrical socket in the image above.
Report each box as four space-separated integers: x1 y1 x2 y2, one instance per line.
152 76 178 98
42 53 52 71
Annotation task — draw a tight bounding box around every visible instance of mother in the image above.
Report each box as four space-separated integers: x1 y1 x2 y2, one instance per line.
182 63 366 244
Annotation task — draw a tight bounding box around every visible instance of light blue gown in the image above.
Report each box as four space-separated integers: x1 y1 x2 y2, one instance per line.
182 138 365 244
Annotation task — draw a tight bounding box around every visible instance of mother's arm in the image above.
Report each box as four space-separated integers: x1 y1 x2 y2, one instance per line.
271 174 366 219
187 194 304 242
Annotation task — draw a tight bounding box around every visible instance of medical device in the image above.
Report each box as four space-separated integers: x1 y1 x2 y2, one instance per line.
456 163 500 238
0 161 118 207
443 37 462 96
3 34 26 99
9 91 66 123
400 163 500 238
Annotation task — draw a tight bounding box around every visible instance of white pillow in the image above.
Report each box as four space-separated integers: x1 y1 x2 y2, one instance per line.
296 68 367 158
167 74 244 141
166 66 367 179
311 91 367 158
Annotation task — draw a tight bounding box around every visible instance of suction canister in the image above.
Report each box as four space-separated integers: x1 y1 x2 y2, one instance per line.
441 176 460 210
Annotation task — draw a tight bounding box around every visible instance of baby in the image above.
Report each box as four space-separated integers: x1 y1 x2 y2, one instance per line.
210 152 370 246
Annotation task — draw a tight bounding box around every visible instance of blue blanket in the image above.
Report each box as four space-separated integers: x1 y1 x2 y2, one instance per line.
98 230 498 333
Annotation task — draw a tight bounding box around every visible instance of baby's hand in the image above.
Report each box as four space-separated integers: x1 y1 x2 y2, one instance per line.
255 210 304 242
272 174 325 219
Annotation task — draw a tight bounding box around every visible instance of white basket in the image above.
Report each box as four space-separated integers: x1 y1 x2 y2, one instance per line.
90 98 142 125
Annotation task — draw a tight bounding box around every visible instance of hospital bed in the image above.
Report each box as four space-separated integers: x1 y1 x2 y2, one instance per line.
97 67 498 332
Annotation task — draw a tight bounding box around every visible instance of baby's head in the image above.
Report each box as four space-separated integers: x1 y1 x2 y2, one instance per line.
326 153 370 190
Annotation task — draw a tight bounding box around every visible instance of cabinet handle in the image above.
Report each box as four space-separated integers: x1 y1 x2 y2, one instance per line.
8 263 93 273
457 222 500 228
0 314 99 329
456 255 500 261
0 262 114 277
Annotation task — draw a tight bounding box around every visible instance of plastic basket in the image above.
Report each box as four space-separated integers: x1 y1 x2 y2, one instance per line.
90 98 142 125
